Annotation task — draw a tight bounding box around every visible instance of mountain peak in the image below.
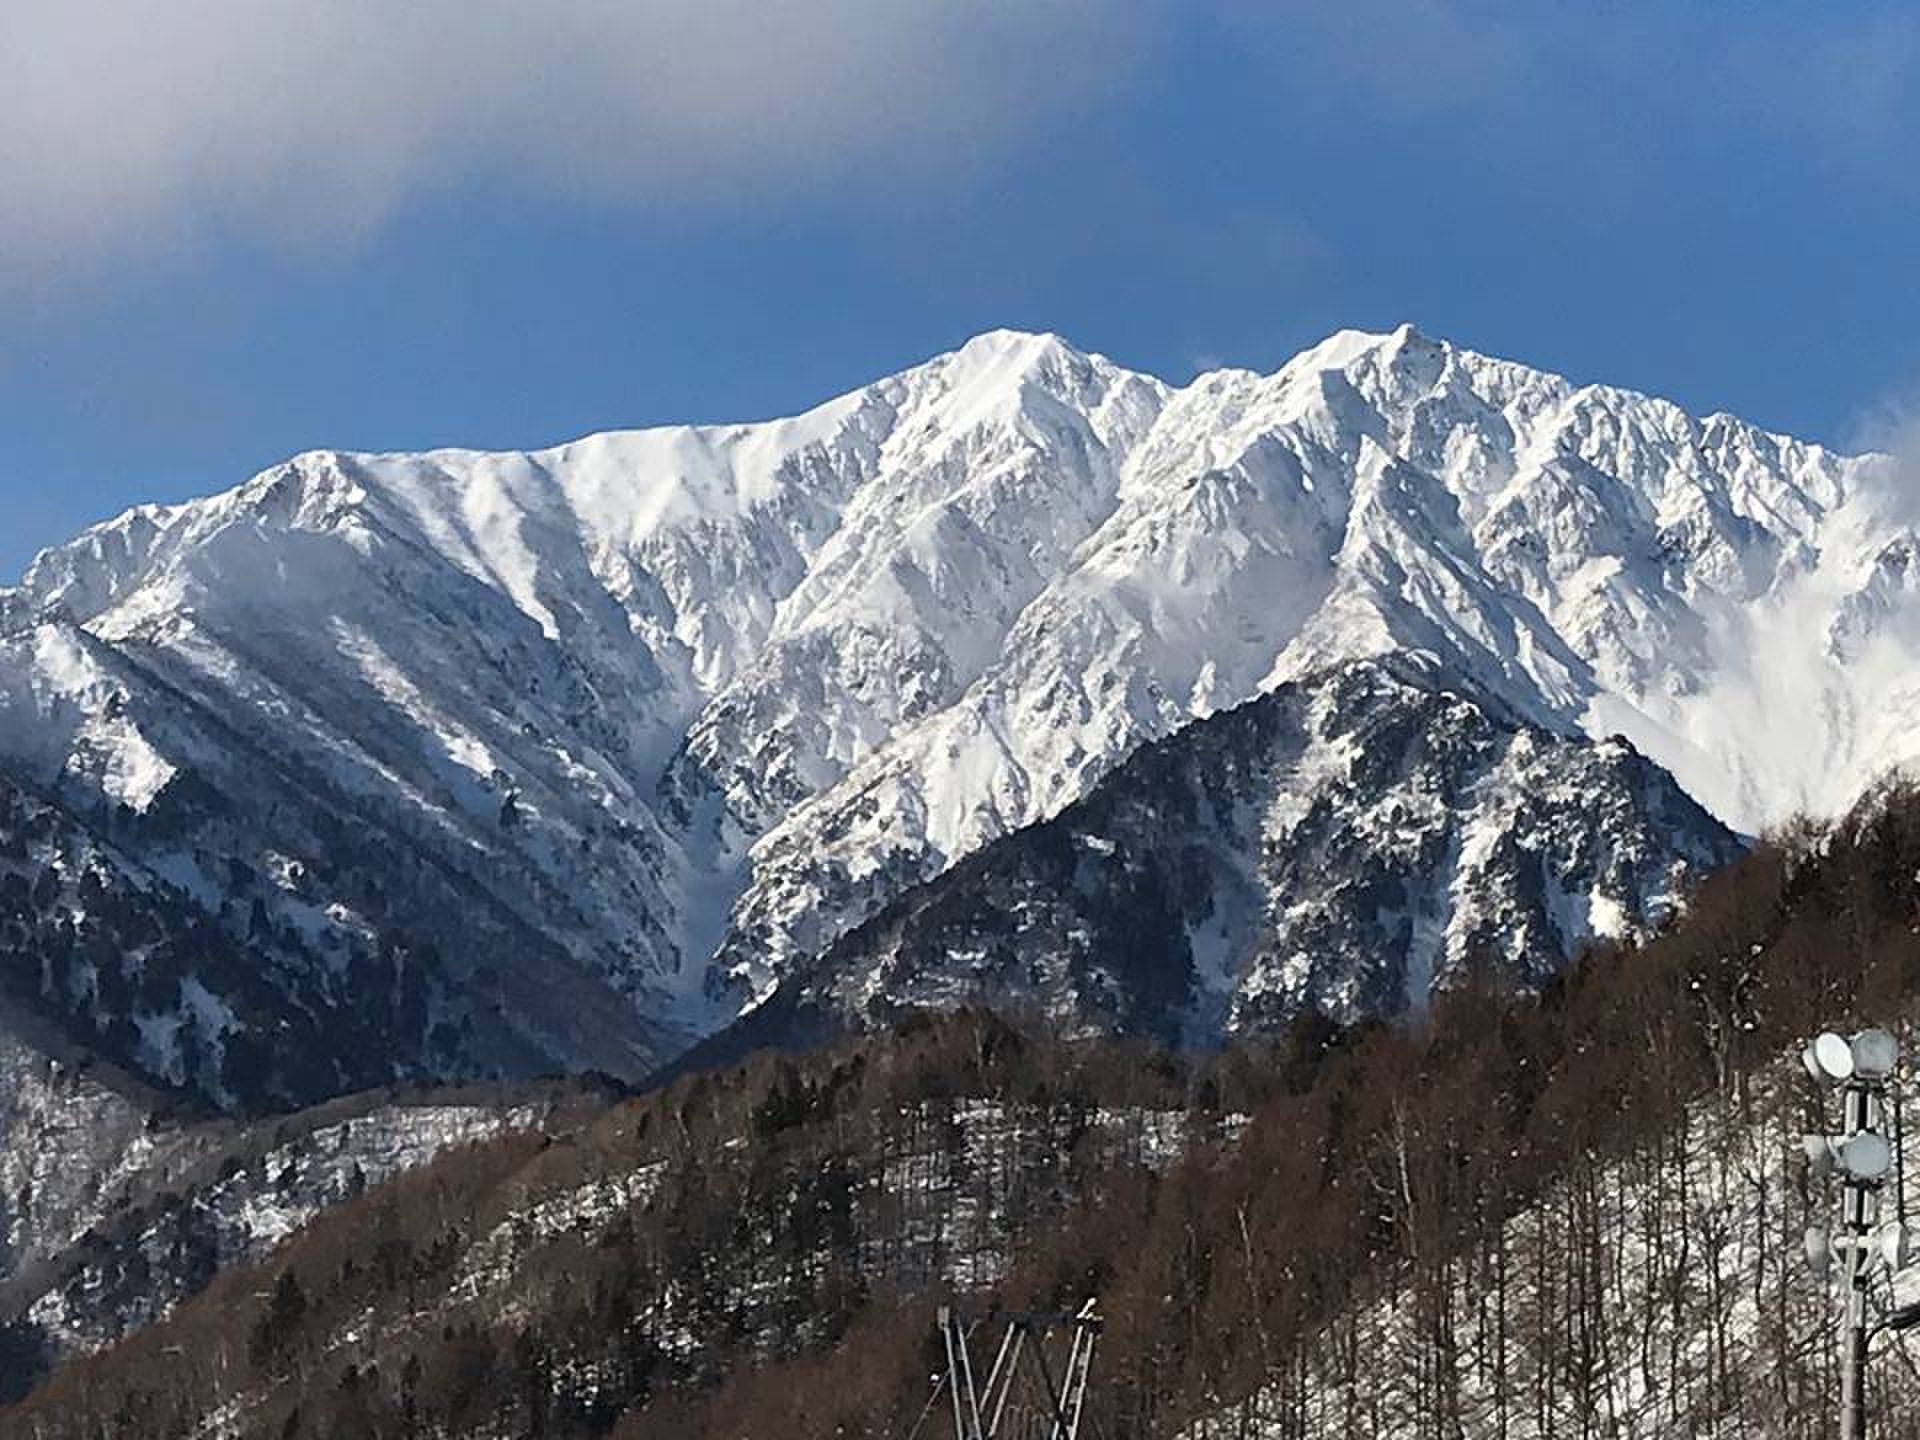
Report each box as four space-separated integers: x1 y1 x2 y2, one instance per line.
1282 324 1421 380
952 326 1081 361
933 327 1108 400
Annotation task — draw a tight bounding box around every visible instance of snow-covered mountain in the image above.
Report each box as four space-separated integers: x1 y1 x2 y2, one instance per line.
712 326 1910 1001
1 324 1912 1096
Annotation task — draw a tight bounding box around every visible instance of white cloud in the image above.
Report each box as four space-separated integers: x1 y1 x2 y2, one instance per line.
0 0 1154 283
1849 384 1920 531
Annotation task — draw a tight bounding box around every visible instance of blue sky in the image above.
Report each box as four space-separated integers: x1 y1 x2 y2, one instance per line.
4 1 1918 581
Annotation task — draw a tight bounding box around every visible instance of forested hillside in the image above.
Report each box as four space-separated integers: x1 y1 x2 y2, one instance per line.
8 784 1920 1438
0 1055 608 1403
0 769 498 1108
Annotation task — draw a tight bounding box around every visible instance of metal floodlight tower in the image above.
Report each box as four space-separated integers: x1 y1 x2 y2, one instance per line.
934 1301 1101 1440
1800 1027 1906 1440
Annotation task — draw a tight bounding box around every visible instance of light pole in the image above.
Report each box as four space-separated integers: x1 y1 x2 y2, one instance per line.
1802 1028 1904 1440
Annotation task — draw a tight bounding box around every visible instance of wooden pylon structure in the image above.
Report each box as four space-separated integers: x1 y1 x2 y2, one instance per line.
933 1299 1101 1440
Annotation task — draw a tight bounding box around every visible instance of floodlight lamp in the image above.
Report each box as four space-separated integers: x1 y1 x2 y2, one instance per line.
1881 1221 1910 1271
1842 1131 1894 1181
1810 1031 1856 1084
1853 1028 1900 1081
1806 1227 1833 1279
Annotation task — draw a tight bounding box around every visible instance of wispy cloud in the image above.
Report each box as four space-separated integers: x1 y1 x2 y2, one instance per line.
6 2 1917 305
1849 381 1920 529
0 1 1156 287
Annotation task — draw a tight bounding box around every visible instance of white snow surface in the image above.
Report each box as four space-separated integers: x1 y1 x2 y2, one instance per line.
0 324 1909 1052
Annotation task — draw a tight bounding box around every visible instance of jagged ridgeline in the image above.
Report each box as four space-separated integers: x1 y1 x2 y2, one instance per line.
8 784 1920 1438
3 324 1917 1103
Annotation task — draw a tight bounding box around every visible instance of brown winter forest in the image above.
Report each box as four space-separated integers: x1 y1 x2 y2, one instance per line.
10 784 1920 1438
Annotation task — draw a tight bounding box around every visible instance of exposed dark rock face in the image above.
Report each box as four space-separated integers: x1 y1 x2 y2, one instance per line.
709 658 1741 1058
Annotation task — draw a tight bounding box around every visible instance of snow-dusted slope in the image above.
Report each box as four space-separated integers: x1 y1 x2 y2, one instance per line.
1180 1058 1892 1440
0 325 1910 1091
0 1024 587 1398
